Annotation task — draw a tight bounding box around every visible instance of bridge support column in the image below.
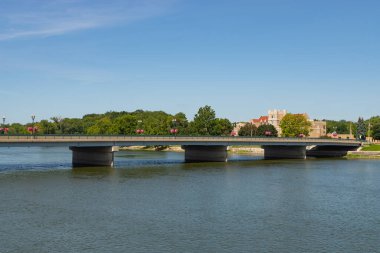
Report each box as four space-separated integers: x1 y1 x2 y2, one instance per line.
70 146 117 167
182 145 228 162
263 145 306 159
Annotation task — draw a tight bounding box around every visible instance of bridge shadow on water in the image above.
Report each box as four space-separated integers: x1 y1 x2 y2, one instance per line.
69 153 339 180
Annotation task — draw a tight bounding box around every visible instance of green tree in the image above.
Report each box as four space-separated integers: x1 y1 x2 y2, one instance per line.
372 123 380 140
37 120 58 134
61 118 84 134
168 113 189 135
238 123 257 136
257 124 278 137
280 114 312 137
8 123 28 134
112 115 137 135
86 117 114 135
211 118 233 136
189 105 216 135
367 116 380 137
326 120 351 134
356 117 367 140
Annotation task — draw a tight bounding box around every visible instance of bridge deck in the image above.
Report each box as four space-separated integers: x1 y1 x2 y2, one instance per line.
0 135 361 147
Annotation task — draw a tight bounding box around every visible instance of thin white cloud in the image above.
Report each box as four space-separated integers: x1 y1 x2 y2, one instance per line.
0 0 176 41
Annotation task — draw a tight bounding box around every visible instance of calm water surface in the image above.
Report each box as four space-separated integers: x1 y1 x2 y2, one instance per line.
1 147 380 252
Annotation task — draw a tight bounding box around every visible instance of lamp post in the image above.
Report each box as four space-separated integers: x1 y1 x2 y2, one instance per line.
136 120 144 135
31 115 36 136
1 116 4 135
368 122 371 141
171 118 178 137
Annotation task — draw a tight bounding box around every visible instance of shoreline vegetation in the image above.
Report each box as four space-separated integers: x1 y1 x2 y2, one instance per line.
120 145 380 159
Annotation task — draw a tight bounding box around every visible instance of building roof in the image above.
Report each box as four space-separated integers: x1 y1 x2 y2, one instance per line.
251 116 268 123
259 116 268 122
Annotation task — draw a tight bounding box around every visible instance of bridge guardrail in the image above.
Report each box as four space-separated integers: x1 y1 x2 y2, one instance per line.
0 134 362 145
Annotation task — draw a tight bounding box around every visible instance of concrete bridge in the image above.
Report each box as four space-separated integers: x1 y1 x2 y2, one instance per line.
0 135 361 166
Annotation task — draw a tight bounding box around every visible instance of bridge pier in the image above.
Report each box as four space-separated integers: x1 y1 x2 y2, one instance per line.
69 146 118 167
263 145 306 159
182 145 228 162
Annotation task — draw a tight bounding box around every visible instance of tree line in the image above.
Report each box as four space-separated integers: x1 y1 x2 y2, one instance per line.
1 106 233 136
1 106 379 140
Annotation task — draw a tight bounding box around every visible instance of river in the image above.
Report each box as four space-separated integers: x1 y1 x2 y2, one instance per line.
1 147 380 252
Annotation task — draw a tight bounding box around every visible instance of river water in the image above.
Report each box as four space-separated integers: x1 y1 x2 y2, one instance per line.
1 147 380 253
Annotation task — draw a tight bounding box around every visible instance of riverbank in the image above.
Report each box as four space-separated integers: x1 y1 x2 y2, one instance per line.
119 145 264 155
120 146 183 152
346 151 380 159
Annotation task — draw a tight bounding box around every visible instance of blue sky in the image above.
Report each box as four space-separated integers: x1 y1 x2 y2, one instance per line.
0 0 379 124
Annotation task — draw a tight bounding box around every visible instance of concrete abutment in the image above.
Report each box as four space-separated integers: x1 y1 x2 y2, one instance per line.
182 145 228 162
70 146 118 167
263 145 306 159
306 145 359 158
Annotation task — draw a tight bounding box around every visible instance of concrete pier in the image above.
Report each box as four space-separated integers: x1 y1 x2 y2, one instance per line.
263 145 306 159
182 145 228 162
70 146 117 167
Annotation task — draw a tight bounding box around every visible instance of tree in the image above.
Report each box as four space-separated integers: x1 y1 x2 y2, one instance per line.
238 123 257 136
112 115 137 135
211 118 233 136
50 116 64 134
280 114 312 137
372 123 380 140
37 120 58 134
326 120 351 134
257 124 278 137
86 117 114 135
8 123 28 134
172 112 189 135
356 117 367 140
189 105 216 135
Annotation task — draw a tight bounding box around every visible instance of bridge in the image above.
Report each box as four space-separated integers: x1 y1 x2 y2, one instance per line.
0 135 361 166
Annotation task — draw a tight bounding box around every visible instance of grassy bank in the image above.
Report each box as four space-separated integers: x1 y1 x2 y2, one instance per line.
346 154 380 159
361 144 380 151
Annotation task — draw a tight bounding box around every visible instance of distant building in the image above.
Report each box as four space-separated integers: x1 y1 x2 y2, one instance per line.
250 116 268 127
327 133 354 139
327 124 354 140
292 113 327 138
309 120 327 138
266 109 326 138
268 109 287 135
231 122 247 136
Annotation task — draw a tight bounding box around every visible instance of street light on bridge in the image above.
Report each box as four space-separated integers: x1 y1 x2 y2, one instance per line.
1 116 6 135
136 120 144 135
31 115 36 136
170 118 178 137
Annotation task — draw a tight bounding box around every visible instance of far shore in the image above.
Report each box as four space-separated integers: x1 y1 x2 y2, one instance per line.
119 145 264 155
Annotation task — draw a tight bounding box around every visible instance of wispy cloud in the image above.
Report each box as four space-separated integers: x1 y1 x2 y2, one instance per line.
0 0 176 41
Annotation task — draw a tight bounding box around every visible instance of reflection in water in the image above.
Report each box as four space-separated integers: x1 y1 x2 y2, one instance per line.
71 166 116 179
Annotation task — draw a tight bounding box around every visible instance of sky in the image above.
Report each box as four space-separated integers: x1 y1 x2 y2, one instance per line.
0 0 379 124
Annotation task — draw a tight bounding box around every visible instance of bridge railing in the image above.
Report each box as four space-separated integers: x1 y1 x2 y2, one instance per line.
0 134 362 144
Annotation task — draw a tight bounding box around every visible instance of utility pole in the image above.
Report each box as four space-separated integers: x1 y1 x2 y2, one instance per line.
368 122 371 142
